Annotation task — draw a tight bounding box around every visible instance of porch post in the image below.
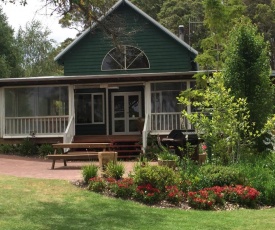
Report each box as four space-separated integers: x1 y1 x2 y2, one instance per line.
144 82 151 123
69 85 75 136
0 88 4 138
105 88 109 135
143 82 151 151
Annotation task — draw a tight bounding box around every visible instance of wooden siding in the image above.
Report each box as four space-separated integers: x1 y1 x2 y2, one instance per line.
61 4 196 76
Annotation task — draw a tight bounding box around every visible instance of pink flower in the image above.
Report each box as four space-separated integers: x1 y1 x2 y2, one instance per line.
202 144 207 150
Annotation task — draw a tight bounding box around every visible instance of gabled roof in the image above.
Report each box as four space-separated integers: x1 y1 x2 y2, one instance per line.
54 0 198 62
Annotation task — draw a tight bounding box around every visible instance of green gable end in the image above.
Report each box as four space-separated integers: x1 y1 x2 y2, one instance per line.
57 1 197 76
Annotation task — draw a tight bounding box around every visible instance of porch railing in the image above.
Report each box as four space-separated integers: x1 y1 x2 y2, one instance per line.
5 116 69 136
151 112 189 132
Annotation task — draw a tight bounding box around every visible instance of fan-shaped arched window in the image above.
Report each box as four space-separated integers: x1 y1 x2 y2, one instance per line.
102 45 150 71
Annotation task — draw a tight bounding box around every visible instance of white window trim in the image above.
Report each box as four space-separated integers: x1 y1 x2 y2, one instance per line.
92 93 105 124
101 45 150 71
75 93 105 125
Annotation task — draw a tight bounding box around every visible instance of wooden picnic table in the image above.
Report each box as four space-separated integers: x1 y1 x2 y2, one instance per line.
48 142 112 169
52 142 111 153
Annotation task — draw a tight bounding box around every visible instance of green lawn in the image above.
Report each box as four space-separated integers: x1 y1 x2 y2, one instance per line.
0 175 274 230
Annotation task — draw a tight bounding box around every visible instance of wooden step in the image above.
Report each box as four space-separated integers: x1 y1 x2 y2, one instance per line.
73 135 141 143
116 150 141 153
111 144 142 148
67 151 98 155
117 155 140 159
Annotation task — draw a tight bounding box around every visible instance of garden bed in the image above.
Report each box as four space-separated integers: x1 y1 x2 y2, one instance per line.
71 178 271 211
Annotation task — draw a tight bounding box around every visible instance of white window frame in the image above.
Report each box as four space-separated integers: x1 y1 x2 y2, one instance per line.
92 93 105 124
75 93 105 125
101 45 150 71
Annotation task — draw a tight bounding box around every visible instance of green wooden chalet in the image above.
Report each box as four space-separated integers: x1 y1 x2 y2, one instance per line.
0 0 198 151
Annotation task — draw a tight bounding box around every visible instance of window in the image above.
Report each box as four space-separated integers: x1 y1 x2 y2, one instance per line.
150 81 195 130
75 93 104 124
151 82 187 113
5 86 69 117
102 45 150 70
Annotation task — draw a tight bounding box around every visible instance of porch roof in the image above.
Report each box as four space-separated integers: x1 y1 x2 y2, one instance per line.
0 71 199 87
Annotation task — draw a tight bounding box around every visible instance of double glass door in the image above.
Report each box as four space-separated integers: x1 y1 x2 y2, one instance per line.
112 92 141 134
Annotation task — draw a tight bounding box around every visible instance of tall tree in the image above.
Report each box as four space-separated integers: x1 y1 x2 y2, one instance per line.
223 17 274 150
57 0 117 32
243 0 275 69
2 0 123 42
195 0 245 70
16 20 62 77
131 0 165 20
157 0 206 51
0 6 23 78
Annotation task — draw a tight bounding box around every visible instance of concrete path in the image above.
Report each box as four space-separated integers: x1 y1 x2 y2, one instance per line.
0 154 138 181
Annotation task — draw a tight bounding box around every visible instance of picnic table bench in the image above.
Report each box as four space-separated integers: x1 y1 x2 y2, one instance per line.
47 143 111 169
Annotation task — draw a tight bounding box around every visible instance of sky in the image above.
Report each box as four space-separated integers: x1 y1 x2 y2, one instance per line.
1 0 78 44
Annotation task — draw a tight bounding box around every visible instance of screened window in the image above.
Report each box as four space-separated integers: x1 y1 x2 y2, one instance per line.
5 86 69 117
75 93 104 124
151 82 187 113
102 45 150 70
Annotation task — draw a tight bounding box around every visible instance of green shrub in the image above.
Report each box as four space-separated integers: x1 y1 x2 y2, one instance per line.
165 185 185 205
82 164 98 183
18 138 38 156
234 156 275 205
133 165 180 192
38 144 54 157
198 165 245 187
105 161 125 180
157 146 179 161
0 144 14 154
180 173 207 192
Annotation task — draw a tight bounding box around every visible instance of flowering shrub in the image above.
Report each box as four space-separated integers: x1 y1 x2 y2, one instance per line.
165 185 185 205
105 177 117 189
110 178 136 199
187 185 260 209
134 183 161 205
86 167 261 209
223 185 260 207
204 186 225 205
88 177 106 193
187 190 216 210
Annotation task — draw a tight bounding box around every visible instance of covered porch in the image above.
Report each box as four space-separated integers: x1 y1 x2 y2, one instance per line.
0 72 196 149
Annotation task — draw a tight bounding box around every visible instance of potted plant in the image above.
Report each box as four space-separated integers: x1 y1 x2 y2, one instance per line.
198 143 207 165
157 146 178 169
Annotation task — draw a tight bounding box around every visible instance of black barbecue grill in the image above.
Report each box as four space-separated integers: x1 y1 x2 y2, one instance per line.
161 130 202 161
